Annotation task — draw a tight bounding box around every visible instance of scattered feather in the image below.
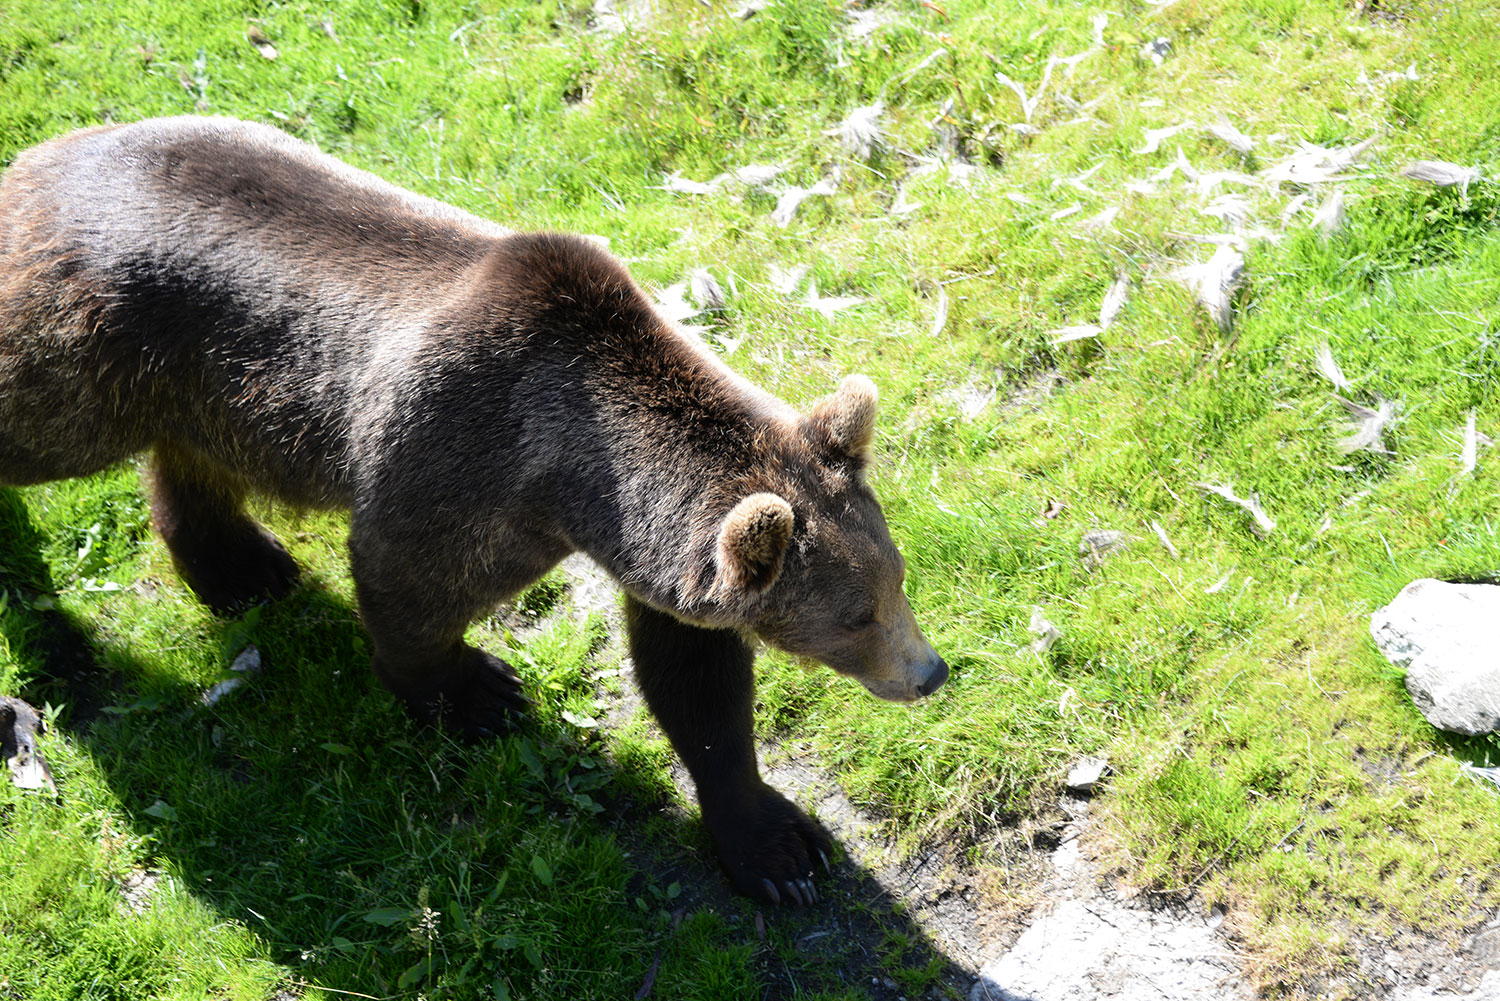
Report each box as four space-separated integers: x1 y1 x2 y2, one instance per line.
770 178 836 227
1279 191 1312 225
847 7 901 39
1053 49 1094 75
1054 161 1105 196
653 282 700 324
723 163 784 188
1050 324 1104 345
890 185 923 216
1334 394 1399 454
1199 194 1252 227
1195 482 1275 537
1135 122 1193 155
899 47 950 85
1205 120 1254 154
1205 570 1233 594
1462 410 1478 476
928 285 950 338
1312 189 1345 240
1090 12 1109 47
1151 146 1199 183
1193 169 1260 196
1009 122 1042 136
802 279 865 319
767 263 810 297
1314 342 1351 392
828 102 885 160
1028 607 1061 654
957 382 995 420
1125 179 1159 197
1461 762 1500 793
1171 243 1244 331
1077 206 1120 232
660 171 718 195
1262 136 1377 186
729 0 772 19
2 696 56 795
1098 272 1129 329
202 646 263 707
1401 159 1481 195
1050 202 1082 221
1151 520 1181 559
689 269 726 311
995 56 1057 124
1004 190 1037 205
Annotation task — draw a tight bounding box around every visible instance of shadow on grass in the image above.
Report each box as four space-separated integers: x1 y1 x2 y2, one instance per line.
1 485 975 1001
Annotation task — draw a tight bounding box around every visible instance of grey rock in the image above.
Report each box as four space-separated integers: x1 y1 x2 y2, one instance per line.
1371 579 1500 736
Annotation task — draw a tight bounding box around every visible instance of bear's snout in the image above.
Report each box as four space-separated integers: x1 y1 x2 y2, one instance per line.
915 655 949 698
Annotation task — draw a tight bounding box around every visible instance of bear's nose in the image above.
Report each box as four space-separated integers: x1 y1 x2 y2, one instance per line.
915 656 949 698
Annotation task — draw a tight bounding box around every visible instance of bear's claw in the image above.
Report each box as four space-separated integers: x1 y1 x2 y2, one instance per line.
711 782 833 908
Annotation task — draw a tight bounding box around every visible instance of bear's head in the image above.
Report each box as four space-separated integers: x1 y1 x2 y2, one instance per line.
708 375 949 703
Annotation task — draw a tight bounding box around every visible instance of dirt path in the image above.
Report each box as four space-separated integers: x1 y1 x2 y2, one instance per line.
536 555 1499 1000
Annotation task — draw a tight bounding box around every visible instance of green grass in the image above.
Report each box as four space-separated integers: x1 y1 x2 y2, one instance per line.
3 0 1500 997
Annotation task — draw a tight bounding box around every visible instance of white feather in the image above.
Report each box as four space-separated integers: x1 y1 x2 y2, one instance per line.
767 263 810 297
1401 160 1481 194
1312 189 1345 240
1333 395 1399 454
1050 324 1104 344
828 102 885 160
1262 136 1377 186
1151 520 1181 559
1462 410 1478 476
1135 122 1193 155
1171 244 1244 331
1077 206 1120 232
1205 120 1254 154
1050 202 1083 221
802 278 865 319
1090 12 1109 47
660 171 718 195
1098 272 1129 329
929 285 950 338
1314 342 1351 392
1199 194 1252 227
1195 482 1275 537
770 177 837 227
689 268 726 311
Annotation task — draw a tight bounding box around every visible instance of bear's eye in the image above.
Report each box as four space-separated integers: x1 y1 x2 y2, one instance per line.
844 611 878 632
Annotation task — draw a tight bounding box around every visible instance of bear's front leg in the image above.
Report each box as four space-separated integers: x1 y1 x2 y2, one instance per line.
349 523 530 740
625 596 830 906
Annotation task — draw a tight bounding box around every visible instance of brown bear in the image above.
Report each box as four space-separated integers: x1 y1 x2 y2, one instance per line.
0 117 948 905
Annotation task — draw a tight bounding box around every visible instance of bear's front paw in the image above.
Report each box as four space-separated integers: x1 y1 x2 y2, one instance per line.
382 647 529 741
707 783 833 907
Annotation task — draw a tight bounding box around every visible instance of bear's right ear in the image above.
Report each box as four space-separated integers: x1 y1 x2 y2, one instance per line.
805 374 879 462
713 493 794 599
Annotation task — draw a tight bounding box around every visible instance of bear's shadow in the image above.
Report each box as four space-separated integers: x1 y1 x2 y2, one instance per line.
1 486 975 1000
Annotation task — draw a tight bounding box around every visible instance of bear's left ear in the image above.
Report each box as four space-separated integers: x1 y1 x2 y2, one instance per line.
714 492 795 599
805 374 878 462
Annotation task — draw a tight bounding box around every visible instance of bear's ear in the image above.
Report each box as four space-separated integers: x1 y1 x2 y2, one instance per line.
714 492 795 598
806 374 879 461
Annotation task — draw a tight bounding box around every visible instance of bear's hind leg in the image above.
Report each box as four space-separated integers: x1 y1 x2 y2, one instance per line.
624 595 831 907
149 444 300 613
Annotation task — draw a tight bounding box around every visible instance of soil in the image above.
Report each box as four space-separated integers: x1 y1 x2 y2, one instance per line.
540 554 1500 1001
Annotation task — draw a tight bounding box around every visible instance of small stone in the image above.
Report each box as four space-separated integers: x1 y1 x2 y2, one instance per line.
1079 530 1127 569
1371 579 1500 736
1066 756 1109 794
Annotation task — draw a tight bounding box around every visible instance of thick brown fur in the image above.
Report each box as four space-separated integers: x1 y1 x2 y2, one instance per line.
0 117 948 905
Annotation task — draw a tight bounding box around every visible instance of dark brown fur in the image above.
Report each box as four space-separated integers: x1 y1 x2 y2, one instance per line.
0 117 947 904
